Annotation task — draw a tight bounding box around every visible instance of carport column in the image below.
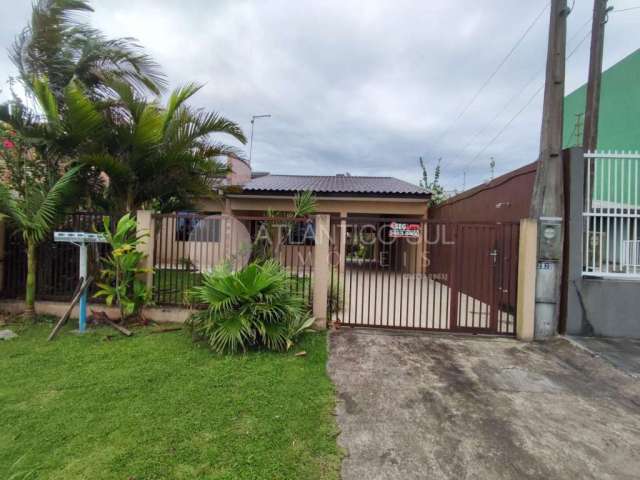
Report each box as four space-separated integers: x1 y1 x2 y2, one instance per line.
136 210 155 292
516 218 537 341
313 214 331 329
0 217 5 292
339 212 347 274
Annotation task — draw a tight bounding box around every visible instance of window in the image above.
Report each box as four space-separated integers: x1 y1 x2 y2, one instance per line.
175 213 220 242
287 221 315 245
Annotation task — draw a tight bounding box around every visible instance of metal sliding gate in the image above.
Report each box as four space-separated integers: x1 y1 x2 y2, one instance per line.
328 217 519 335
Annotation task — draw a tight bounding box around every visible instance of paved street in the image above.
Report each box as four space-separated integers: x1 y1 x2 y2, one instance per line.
329 329 640 480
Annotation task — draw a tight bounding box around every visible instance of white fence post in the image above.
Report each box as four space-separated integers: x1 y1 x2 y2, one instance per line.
312 214 330 330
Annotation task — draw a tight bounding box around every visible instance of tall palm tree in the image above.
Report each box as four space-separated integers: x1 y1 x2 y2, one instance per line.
11 0 166 101
86 82 247 212
0 78 102 318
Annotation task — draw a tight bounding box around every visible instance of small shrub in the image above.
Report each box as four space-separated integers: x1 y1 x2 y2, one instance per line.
187 260 314 354
94 214 152 321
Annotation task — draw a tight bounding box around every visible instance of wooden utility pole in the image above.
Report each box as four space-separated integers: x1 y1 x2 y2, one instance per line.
530 0 569 338
583 0 609 153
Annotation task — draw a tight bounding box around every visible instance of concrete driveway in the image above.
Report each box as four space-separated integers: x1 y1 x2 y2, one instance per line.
328 329 640 480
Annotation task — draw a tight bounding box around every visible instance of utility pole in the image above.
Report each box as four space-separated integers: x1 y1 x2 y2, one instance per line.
530 0 569 338
583 0 610 153
489 157 495 180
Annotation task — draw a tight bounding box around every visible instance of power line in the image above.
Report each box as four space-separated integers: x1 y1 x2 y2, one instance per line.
612 6 640 12
452 18 591 163
424 2 550 160
453 28 593 186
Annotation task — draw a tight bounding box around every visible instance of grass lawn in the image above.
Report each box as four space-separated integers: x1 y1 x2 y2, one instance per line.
0 320 340 480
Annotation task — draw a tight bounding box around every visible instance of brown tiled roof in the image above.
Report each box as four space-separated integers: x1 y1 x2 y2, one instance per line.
241 175 430 198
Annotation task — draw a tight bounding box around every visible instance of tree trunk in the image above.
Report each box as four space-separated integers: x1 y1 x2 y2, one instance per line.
126 189 135 213
24 239 37 320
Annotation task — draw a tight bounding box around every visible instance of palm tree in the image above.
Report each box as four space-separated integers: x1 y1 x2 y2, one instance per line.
0 167 80 319
0 78 102 318
11 0 166 101
86 82 246 212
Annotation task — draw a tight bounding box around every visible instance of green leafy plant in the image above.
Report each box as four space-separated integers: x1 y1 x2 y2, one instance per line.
419 156 447 207
0 122 81 319
187 260 314 354
11 0 165 101
85 81 245 212
253 190 317 262
94 214 152 321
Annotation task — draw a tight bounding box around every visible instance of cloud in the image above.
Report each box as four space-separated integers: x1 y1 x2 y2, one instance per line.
1 0 638 192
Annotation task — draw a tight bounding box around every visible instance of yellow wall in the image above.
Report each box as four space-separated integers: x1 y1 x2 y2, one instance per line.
195 195 428 218
163 194 429 272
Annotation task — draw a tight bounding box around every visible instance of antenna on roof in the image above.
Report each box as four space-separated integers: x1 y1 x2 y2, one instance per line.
249 114 272 165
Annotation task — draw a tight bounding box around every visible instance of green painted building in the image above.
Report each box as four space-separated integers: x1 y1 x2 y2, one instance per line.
563 49 640 207
563 48 640 150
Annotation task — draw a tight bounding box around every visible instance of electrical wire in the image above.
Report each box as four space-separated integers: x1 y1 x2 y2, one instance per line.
612 6 640 12
424 2 550 161
453 18 592 163
452 28 593 186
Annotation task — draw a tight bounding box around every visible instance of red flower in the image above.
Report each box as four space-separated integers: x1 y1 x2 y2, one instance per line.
2 139 15 149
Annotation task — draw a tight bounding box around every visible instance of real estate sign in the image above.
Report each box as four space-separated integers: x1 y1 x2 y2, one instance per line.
389 222 420 238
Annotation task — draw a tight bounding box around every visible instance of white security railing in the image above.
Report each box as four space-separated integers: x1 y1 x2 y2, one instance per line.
583 151 640 279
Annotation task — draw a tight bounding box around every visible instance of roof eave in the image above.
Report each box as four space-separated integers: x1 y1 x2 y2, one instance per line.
236 189 431 199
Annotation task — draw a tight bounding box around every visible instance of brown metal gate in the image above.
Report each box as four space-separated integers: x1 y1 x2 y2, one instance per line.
327 217 519 335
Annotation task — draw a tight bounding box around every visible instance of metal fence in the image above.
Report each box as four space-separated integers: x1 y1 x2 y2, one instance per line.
152 213 315 306
327 217 519 335
1 213 115 301
583 151 640 279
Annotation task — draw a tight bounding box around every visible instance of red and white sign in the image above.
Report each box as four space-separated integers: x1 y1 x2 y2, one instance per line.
389 222 421 238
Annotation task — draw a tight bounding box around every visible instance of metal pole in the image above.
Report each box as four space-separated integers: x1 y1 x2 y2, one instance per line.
78 243 88 333
248 114 271 165
249 118 255 165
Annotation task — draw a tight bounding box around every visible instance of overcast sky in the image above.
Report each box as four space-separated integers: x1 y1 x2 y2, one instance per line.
1 1 638 192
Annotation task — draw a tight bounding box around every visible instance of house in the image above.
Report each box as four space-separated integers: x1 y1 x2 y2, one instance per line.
155 155 431 276
208 155 430 218
563 48 640 151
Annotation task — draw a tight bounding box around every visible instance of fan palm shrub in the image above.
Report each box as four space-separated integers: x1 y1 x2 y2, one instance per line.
187 260 314 354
